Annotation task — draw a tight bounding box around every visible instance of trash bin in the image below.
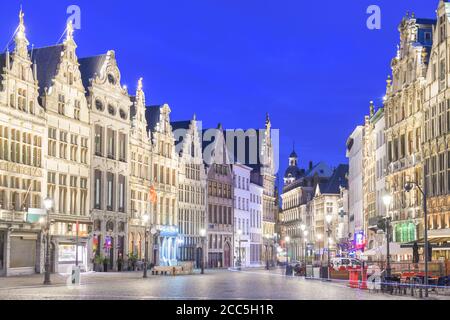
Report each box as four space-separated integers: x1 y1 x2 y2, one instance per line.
70 266 81 285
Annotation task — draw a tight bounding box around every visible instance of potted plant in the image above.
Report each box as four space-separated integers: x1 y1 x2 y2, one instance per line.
93 254 104 272
103 257 110 272
117 256 124 272
127 252 138 271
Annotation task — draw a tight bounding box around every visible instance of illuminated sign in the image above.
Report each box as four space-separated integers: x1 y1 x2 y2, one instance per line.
159 225 179 237
354 231 366 251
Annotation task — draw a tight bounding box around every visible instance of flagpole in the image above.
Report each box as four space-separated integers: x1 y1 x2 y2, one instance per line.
75 220 79 267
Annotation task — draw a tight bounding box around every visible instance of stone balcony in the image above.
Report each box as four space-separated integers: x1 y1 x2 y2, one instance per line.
0 210 27 223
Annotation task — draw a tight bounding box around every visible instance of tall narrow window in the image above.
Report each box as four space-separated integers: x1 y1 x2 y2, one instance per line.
107 129 115 159
94 170 102 209
107 172 114 211
74 100 80 120
119 133 126 161
58 94 65 115
119 175 125 213
95 125 103 156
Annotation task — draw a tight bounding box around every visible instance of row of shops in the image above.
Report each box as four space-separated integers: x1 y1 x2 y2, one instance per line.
0 216 185 276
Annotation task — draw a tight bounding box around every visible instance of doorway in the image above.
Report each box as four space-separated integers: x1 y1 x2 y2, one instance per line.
224 242 231 268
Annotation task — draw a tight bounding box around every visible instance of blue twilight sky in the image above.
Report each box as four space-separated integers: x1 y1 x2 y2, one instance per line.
0 0 438 183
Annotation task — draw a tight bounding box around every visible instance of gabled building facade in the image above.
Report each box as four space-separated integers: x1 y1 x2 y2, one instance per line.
384 14 433 252
79 50 131 271
172 116 207 267
146 104 179 266
0 11 46 276
33 22 92 273
204 125 234 268
128 78 153 264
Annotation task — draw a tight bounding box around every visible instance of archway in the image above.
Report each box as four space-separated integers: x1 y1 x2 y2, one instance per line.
196 247 203 269
223 242 231 268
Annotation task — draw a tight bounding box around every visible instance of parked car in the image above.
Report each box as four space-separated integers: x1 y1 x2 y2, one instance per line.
330 257 362 271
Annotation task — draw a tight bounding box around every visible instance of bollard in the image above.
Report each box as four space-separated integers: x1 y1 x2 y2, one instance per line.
359 269 368 290
419 286 423 298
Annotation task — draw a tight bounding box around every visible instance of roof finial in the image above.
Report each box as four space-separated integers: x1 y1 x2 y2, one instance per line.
66 19 74 41
193 113 196 121
369 101 374 117
19 6 24 26
137 77 143 91
14 7 29 57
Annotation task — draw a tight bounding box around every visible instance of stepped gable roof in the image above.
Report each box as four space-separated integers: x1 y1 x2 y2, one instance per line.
29 44 64 97
78 54 108 89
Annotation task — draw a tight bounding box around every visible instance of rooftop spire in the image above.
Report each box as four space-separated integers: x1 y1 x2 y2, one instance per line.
14 8 29 57
66 19 74 42
137 77 143 92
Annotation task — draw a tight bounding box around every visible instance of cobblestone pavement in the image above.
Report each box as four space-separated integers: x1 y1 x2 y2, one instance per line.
0 268 448 300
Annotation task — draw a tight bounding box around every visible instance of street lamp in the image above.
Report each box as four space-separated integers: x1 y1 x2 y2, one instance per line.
325 214 332 281
150 227 158 266
237 229 243 269
303 230 308 268
43 197 53 285
200 228 206 274
264 234 271 270
382 193 392 281
142 214 150 278
405 181 429 297
285 235 290 265
316 234 323 264
285 236 291 276
300 224 306 264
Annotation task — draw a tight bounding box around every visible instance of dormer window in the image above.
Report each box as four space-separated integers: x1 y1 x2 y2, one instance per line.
95 99 104 111
108 104 116 116
119 109 127 120
107 74 116 85
440 15 446 43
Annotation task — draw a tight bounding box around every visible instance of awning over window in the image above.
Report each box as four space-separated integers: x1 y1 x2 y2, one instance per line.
364 243 411 256
400 236 450 249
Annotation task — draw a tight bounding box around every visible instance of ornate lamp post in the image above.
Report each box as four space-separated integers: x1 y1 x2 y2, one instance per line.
150 227 158 266
316 233 323 265
404 181 428 297
285 236 290 271
264 234 270 270
325 213 333 281
142 214 149 278
300 224 306 264
237 229 243 269
382 194 392 280
43 197 54 285
303 230 308 267
200 228 206 274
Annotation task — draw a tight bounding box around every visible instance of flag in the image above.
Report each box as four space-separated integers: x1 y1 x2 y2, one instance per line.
149 185 157 204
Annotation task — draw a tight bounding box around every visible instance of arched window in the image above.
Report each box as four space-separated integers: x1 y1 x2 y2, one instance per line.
408 223 416 243
94 219 102 231
395 224 402 243
106 220 114 232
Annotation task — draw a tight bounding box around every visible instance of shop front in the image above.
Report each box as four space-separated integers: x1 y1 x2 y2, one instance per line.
0 231 5 276
50 220 91 273
7 231 39 276
158 225 179 266
91 219 126 271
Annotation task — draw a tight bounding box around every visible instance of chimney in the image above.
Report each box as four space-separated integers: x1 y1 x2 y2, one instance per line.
309 161 313 170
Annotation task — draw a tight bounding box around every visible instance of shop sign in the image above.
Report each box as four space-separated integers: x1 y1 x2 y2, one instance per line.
159 225 179 237
354 231 366 251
